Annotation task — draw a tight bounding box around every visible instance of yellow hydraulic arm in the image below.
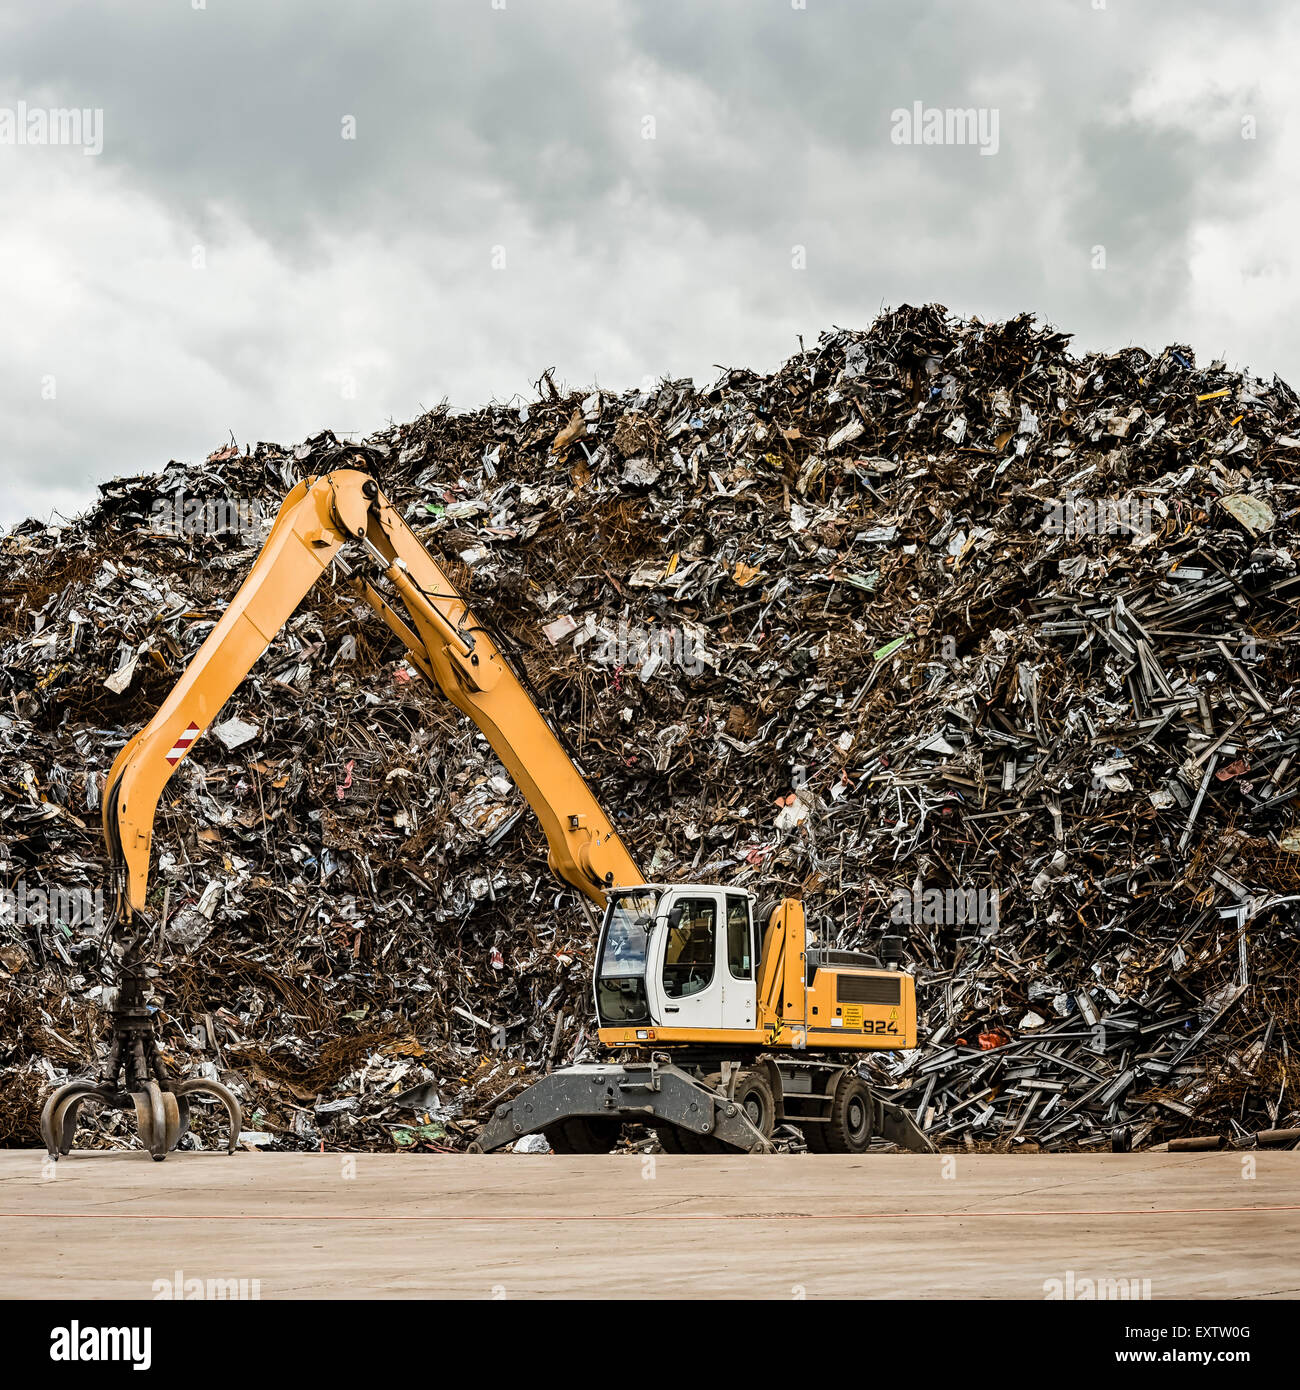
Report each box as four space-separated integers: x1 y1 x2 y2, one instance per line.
102 467 644 921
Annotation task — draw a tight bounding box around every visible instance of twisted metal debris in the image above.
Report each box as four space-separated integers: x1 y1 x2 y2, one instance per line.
2 304 1298 1152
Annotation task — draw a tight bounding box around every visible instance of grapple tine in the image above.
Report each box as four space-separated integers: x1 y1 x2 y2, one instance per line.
41 1083 115 1160
41 1087 67 1158
159 1088 183 1154
56 1098 85 1156
130 1090 157 1155
145 1081 168 1161
175 1078 242 1154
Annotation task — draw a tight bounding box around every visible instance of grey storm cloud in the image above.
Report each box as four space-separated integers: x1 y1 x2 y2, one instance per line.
1 0 1295 526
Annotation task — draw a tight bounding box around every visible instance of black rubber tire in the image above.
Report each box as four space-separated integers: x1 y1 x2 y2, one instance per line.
800 1119 830 1152
677 1127 730 1153
824 1074 875 1154
543 1116 623 1154
656 1125 689 1152
734 1070 777 1139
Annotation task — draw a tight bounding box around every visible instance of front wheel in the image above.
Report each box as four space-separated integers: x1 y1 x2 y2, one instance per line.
824 1075 875 1154
656 1124 690 1152
734 1070 776 1139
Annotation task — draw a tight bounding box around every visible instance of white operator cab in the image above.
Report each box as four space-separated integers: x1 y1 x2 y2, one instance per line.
593 884 758 1034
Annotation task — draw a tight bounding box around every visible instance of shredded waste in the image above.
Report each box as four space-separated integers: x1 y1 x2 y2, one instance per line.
3 303 1299 1153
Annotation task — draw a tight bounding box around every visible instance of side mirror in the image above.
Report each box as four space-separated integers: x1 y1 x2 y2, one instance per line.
666 904 683 931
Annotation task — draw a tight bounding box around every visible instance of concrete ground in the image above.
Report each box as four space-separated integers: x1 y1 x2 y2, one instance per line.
1 1149 1296 1299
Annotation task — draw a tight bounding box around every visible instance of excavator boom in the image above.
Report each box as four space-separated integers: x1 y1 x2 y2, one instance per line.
102 467 643 920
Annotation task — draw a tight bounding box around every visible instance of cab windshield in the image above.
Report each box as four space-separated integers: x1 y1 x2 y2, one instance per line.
595 891 658 1025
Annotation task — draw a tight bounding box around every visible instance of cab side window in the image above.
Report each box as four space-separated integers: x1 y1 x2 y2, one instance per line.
662 898 717 998
726 895 753 979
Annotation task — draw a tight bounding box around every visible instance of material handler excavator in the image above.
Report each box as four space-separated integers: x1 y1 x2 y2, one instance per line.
42 460 933 1160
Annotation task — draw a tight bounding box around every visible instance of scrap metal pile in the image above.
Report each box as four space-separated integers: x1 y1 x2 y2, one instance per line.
3 304 1300 1152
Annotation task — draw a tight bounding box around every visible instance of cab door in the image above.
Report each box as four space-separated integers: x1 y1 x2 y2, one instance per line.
654 890 726 1031
720 893 756 1030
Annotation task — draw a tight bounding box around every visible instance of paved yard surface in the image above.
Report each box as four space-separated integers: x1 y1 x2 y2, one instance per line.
1 1149 1296 1298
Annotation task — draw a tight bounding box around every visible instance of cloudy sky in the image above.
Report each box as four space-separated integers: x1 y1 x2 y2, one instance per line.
3 0 1297 527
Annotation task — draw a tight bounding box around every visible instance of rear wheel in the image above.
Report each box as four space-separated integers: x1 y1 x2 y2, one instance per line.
734 1070 776 1139
824 1075 875 1154
543 1116 623 1153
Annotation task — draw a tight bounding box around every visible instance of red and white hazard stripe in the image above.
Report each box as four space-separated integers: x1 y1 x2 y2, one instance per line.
165 722 201 765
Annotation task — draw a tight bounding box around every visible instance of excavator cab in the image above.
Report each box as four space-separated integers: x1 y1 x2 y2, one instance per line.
594 885 758 1038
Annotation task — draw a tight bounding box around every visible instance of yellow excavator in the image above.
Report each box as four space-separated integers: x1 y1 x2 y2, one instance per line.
42 461 932 1159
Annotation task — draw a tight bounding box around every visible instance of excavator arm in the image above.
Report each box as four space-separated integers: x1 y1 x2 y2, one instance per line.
102 467 644 921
